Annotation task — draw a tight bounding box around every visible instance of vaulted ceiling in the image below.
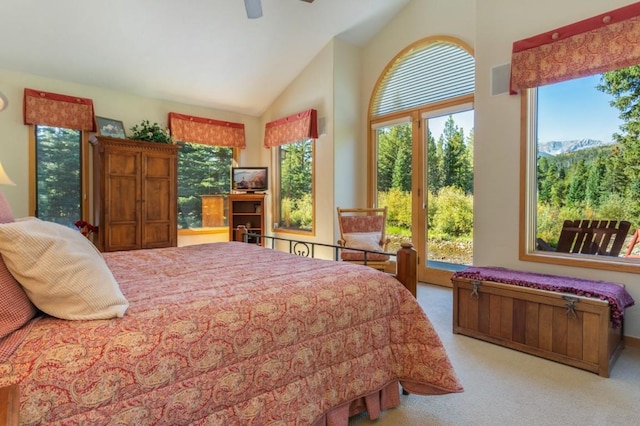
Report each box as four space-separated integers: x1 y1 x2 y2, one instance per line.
0 0 411 116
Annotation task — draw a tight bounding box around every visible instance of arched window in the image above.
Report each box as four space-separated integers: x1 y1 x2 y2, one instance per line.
371 39 475 118
369 37 475 285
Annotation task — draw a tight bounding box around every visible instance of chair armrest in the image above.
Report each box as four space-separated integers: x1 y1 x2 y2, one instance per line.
536 238 555 252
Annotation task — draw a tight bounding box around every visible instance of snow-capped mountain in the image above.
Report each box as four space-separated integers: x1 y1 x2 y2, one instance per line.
537 139 615 156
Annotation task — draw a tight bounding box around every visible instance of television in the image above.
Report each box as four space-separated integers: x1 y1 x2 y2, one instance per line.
231 166 268 193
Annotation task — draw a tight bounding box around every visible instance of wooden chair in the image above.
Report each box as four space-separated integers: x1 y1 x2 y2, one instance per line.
336 207 391 271
537 219 631 257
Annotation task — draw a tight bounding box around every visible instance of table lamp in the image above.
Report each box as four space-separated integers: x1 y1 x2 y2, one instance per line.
0 161 16 222
0 161 15 186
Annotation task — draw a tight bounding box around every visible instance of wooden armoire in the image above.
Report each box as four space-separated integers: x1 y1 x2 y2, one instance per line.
91 136 179 252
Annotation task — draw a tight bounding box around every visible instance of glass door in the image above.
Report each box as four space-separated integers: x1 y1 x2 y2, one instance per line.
423 107 474 282
372 107 473 285
373 119 414 257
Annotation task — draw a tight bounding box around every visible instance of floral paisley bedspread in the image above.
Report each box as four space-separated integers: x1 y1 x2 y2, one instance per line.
0 242 462 425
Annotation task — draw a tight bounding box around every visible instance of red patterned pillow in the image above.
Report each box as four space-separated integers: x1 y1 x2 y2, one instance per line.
0 190 38 361
0 253 37 339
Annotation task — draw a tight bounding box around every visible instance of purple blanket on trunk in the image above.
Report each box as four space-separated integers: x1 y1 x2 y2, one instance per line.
452 267 635 329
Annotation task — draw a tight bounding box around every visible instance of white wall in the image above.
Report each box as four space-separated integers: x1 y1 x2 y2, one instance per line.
260 40 336 245
333 38 363 242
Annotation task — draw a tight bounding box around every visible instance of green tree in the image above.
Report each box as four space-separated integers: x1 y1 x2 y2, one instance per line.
537 156 552 204
462 128 474 194
597 65 640 201
377 123 412 192
177 143 232 228
566 159 588 207
441 116 469 193
585 158 606 207
427 128 442 194
35 125 81 227
279 139 313 230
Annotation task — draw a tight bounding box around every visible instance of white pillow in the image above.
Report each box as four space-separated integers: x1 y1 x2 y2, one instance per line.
343 232 383 252
0 218 129 320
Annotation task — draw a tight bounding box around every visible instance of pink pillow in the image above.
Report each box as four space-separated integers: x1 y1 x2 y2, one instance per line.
0 253 37 339
0 190 38 361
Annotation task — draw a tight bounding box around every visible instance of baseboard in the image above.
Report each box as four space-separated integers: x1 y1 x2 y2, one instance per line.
625 335 640 349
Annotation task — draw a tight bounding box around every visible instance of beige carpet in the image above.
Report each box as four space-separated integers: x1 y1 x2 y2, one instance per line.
350 283 640 425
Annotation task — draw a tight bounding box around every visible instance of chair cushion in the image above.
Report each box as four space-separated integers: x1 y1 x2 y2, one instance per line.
343 232 383 252
340 215 385 234
341 232 390 261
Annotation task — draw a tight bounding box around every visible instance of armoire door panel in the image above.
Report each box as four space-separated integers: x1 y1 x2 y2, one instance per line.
144 223 173 248
106 152 138 175
143 178 171 221
107 223 140 249
107 176 139 222
144 155 173 178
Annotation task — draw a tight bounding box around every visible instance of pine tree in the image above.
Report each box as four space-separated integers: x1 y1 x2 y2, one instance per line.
177 143 233 227
426 128 442 194
597 65 640 200
566 159 588 207
441 116 468 192
585 158 606 207
377 123 412 192
36 126 82 226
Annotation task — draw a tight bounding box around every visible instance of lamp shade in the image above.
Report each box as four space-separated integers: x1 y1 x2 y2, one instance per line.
0 92 7 112
0 162 16 186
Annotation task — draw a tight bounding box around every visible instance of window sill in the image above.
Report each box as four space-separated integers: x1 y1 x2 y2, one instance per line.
519 250 640 274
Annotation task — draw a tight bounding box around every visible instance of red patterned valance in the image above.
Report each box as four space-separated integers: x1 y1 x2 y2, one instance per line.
23 89 96 131
510 2 640 94
264 109 318 148
168 112 246 149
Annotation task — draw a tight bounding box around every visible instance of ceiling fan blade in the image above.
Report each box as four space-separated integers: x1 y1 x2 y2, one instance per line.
244 0 263 19
300 0 315 3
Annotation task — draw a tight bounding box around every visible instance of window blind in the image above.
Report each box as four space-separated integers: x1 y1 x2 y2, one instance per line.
371 41 475 118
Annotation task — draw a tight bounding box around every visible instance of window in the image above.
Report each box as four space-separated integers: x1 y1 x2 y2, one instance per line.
513 3 640 273
177 143 234 231
275 138 314 233
33 125 86 227
521 67 640 271
369 36 474 284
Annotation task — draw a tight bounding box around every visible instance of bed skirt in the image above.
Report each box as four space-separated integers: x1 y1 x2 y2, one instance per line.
312 381 401 426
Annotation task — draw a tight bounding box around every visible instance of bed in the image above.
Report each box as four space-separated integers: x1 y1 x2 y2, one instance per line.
0 218 462 425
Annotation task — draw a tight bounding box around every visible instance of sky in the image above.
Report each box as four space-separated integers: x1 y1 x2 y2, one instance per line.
537 74 622 143
425 74 622 144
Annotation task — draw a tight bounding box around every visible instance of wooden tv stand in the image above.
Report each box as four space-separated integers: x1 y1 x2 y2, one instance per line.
228 193 265 245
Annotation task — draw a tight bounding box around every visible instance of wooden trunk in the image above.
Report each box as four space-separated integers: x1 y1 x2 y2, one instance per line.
452 277 624 377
